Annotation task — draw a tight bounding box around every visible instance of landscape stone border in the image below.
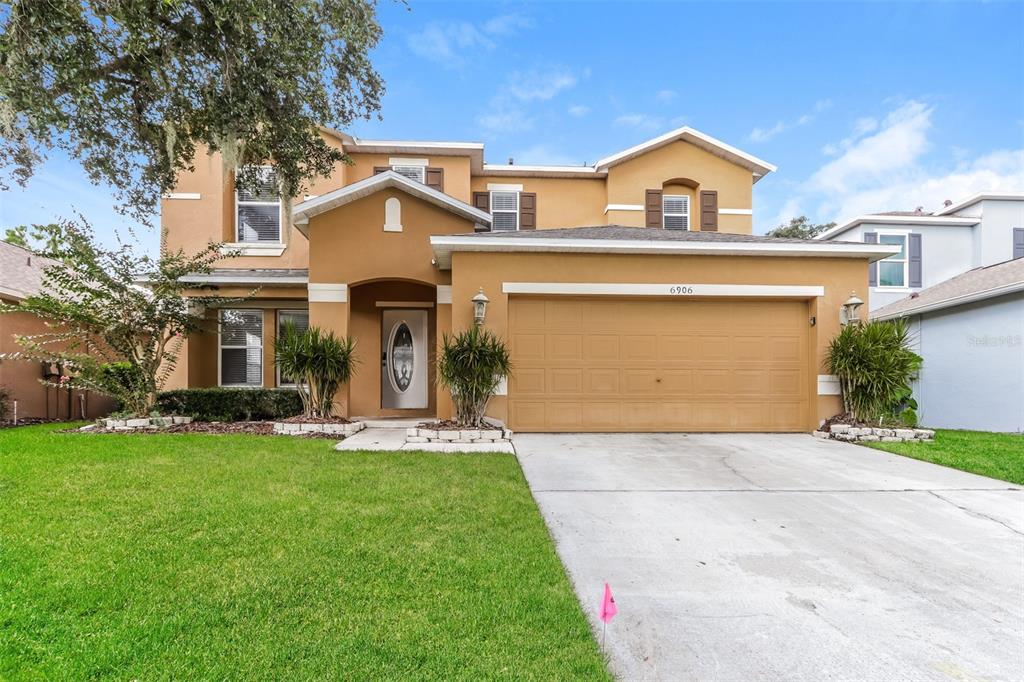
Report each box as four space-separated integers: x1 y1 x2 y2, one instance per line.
814 424 935 443
102 416 193 430
406 426 513 446
273 421 366 437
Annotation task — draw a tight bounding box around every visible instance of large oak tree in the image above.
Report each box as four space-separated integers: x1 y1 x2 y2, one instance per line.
0 0 386 220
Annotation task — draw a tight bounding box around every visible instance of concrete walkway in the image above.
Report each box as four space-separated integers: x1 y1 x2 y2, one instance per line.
515 432 1024 681
334 422 514 453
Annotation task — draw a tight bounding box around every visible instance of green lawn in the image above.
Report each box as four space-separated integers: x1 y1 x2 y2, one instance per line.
866 429 1024 485
0 424 609 680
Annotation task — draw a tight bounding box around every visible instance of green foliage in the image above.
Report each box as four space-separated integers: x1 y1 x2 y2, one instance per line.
156 388 303 422
0 386 10 420
826 319 923 424
274 323 357 418
0 219 246 417
767 216 837 239
437 326 512 428
2 224 62 253
0 0 385 221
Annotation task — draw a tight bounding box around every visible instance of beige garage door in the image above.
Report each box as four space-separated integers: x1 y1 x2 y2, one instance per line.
508 297 810 432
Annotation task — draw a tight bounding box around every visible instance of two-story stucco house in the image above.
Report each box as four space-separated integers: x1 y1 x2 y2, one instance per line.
816 192 1024 311
163 125 896 433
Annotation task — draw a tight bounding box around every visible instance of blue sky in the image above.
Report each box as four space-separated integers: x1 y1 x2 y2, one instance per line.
2 0 1022 254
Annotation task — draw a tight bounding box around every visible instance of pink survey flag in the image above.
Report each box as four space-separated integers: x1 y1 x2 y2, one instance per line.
600 583 617 623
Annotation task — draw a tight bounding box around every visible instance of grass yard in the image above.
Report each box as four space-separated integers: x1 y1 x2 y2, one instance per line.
866 429 1024 485
0 424 609 680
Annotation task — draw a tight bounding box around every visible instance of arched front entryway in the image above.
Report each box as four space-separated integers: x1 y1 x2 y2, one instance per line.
347 279 438 419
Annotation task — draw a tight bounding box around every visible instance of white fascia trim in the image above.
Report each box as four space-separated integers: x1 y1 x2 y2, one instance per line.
595 126 777 176
481 164 604 178
292 170 491 230
604 204 644 213
351 138 483 151
163 192 201 200
817 374 841 396
501 282 825 298
180 273 308 285
308 282 348 303
219 242 286 257
719 208 753 215
436 285 452 304
389 157 429 167
872 280 1024 321
430 235 901 269
936 192 1024 216
0 284 27 301
487 183 524 191
816 214 980 241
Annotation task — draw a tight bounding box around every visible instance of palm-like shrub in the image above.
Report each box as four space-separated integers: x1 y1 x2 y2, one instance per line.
826 319 923 424
274 323 357 418
437 326 512 427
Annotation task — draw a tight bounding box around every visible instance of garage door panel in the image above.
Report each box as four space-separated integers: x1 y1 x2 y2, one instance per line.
508 297 809 432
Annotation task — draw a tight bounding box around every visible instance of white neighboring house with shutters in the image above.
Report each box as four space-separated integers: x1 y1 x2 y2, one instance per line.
817 192 1024 311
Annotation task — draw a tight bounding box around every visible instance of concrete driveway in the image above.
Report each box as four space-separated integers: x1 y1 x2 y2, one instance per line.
515 433 1023 681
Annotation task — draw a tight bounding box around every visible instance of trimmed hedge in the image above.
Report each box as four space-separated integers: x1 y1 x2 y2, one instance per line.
156 388 303 422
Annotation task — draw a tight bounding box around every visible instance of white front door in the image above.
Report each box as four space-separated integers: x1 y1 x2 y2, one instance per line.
381 309 428 409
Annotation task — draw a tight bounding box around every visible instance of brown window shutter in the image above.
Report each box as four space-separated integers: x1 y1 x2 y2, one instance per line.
519 192 536 230
425 167 444 192
699 191 718 231
373 166 389 175
472 191 490 213
645 189 662 228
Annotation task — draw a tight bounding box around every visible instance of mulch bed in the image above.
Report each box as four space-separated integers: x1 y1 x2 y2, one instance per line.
276 415 352 424
73 421 339 439
820 413 906 433
418 420 498 432
1 418 71 430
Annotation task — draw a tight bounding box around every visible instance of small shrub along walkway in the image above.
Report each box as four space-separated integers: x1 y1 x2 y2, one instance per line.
865 429 1024 485
0 424 609 679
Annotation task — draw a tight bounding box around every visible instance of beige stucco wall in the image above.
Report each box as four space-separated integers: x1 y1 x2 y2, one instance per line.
470 176 608 228
348 153 473 204
448 252 869 430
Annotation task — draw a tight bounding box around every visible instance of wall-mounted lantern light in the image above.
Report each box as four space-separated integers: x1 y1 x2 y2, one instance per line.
472 288 489 326
840 291 864 326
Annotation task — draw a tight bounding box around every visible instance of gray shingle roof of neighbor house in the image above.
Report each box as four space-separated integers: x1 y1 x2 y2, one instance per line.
873 257 1024 320
0 240 53 301
429 225 900 269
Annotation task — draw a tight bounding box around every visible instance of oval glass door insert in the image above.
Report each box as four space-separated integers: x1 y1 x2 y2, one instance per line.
390 322 414 393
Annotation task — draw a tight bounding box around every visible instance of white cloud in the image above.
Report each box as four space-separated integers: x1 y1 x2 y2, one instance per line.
407 14 531 67
764 100 1024 231
478 109 535 135
568 104 590 118
655 89 677 103
478 66 581 136
509 144 582 166
506 68 578 102
614 113 665 131
749 98 833 143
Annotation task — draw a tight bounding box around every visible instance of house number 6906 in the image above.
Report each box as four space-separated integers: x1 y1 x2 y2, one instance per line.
669 286 694 295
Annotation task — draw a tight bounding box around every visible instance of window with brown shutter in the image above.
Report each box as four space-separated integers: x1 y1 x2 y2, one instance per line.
472 192 490 213
645 189 662 228
699 191 718 231
519 192 536 230
425 167 444 192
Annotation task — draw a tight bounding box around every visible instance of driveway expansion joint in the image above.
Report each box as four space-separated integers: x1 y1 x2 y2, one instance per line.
928 490 1024 537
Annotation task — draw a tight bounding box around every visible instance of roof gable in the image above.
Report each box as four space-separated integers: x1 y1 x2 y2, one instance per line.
292 171 491 235
873 257 1024 319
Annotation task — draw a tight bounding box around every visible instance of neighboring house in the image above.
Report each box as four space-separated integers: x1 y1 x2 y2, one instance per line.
873 258 1023 433
163 125 896 433
816 192 1024 311
0 240 116 420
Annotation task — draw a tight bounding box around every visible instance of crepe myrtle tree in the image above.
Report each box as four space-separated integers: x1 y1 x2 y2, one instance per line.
0 0 385 222
0 220 248 416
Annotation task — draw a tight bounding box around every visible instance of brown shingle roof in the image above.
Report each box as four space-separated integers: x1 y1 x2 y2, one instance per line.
461 225 866 246
873 258 1024 319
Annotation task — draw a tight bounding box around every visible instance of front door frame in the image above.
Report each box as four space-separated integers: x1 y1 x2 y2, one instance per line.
380 308 429 410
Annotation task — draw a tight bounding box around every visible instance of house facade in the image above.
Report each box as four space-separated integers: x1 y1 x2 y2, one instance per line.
817 193 1024 310
163 126 896 432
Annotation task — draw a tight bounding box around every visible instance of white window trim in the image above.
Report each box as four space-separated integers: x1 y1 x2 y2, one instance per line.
391 165 426 183
276 309 309 387
491 190 520 232
235 165 283 244
219 309 264 388
663 194 690 231
875 230 910 290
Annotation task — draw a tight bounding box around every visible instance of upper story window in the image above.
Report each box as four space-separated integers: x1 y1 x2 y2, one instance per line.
391 165 426 183
663 195 690 230
491 191 519 231
236 166 281 243
877 233 908 287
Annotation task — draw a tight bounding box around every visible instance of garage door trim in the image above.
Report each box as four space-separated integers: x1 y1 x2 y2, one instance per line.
502 282 824 298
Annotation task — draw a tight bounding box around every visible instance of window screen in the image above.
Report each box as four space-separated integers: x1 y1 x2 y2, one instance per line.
491 191 519 231
663 195 689 230
236 166 281 242
220 309 263 386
